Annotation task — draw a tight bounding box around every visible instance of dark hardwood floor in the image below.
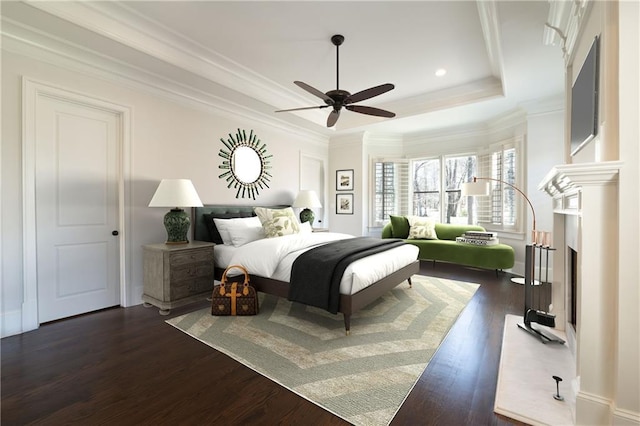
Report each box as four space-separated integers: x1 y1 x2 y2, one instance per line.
2 261 527 425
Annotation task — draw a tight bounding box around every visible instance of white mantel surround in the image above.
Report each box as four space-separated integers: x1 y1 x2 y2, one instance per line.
539 160 623 425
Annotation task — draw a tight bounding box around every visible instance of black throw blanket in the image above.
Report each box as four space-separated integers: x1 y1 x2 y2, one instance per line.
288 237 406 314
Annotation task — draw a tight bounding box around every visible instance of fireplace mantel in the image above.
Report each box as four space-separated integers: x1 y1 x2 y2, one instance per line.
539 161 623 198
538 160 623 425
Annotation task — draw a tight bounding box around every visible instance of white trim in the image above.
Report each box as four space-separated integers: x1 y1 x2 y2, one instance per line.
298 151 328 227
24 1 318 120
2 19 328 145
22 78 133 332
476 0 506 83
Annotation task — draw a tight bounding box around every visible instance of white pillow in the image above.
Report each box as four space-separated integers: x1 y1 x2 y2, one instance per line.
254 207 300 238
230 225 265 247
407 216 438 240
213 216 263 246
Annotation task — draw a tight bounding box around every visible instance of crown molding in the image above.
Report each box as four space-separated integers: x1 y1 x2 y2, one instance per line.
544 0 593 64
477 0 506 81
521 95 565 117
363 132 403 148
2 18 328 145
404 121 489 145
381 76 503 120
329 132 365 149
23 1 325 122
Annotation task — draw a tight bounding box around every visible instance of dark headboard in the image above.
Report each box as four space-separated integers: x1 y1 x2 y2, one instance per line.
193 204 289 243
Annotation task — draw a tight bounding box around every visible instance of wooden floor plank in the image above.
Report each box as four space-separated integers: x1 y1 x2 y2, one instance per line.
2 261 528 425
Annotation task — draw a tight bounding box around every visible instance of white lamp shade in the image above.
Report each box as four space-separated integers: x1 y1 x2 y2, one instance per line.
461 181 490 197
148 179 203 208
292 190 322 208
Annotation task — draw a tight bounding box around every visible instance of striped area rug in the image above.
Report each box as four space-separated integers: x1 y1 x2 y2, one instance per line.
167 275 479 426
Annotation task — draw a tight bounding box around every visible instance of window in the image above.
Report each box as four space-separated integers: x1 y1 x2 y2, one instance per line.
412 159 440 218
475 143 519 230
372 159 408 225
411 155 477 224
370 138 522 232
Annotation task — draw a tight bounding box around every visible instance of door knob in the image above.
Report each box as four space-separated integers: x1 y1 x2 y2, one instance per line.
112 230 119 236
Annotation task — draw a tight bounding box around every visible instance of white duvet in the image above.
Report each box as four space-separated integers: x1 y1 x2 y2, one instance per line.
217 232 419 296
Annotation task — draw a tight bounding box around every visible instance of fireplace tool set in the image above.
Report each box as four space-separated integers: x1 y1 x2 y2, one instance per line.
517 237 565 344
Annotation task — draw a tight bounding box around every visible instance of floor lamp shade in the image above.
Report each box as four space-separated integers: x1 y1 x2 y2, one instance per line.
292 190 322 226
461 181 490 196
148 179 203 244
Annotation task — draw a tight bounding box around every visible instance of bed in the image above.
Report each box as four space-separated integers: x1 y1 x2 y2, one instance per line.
194 205 420 334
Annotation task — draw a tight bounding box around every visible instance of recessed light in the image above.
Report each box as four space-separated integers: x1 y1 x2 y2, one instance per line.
435 68 447 77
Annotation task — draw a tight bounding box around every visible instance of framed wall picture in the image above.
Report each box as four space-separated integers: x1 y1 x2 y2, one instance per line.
336 193 354 215
336 169 354 191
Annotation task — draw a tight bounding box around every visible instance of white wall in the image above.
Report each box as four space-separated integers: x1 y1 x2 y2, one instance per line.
328 133 365 235
1 50 328 336
527 108 565 274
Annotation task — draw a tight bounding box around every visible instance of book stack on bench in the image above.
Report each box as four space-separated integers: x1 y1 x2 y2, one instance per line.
455 231 499 246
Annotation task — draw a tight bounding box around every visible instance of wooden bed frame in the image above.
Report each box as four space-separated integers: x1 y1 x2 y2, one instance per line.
193 205 420 334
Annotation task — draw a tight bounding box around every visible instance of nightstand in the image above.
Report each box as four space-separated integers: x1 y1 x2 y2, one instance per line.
142 241 215 315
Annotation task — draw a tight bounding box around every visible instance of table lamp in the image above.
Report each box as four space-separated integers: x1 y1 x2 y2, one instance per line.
292 190 322 226
148 179 203 244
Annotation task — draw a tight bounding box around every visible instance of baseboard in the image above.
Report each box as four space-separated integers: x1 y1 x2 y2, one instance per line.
575 393 640 425
1 309 24 338
576 391 613 425
612 407 640 426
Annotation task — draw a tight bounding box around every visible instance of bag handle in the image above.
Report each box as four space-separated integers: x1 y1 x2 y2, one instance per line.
219 264 251 296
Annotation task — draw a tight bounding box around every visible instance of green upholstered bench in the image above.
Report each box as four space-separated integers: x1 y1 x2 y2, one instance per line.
381 216 515 272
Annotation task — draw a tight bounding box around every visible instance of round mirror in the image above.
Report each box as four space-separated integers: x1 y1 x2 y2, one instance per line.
232 146 262 183
218 129 272 200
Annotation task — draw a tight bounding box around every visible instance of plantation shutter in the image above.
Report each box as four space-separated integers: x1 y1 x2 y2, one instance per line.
475 142 518 228
372 159 409 225
476 151 493 225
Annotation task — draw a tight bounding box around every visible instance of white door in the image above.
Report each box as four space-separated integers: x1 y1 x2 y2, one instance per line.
35 94 120 323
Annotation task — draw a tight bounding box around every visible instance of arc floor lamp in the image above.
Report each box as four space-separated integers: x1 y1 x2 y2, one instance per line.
462 177 563 343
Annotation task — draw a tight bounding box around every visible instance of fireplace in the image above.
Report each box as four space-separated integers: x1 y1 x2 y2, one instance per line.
539 161 622 424
568 247 577 331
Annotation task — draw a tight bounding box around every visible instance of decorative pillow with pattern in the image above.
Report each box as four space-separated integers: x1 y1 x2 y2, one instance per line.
254 207 300 238
407 216 438 240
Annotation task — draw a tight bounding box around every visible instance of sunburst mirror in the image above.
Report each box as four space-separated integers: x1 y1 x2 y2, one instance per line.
218 129 272 199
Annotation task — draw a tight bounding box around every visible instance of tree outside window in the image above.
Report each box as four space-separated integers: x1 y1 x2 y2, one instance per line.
412 155 476 224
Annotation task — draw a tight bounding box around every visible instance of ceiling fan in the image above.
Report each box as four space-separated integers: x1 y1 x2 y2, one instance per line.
276 34 396 127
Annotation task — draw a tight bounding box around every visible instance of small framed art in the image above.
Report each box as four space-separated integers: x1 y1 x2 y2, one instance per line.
336 169 354 191
336 193 354 215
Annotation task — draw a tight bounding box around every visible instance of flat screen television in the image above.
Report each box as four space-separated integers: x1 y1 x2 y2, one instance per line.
570 35 599 156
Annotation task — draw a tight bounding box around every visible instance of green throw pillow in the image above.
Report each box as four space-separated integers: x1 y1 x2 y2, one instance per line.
254 207 300 238
389 215 410 239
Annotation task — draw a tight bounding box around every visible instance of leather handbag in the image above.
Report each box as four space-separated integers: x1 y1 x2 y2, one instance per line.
211 265 259 316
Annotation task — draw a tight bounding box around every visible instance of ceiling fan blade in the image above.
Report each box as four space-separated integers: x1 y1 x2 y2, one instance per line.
346 104 396 118
294 81 334 104
346 83 395 104
275 105 329 113
327 109 340 127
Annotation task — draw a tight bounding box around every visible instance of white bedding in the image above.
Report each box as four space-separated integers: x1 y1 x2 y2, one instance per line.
214 232 419 296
